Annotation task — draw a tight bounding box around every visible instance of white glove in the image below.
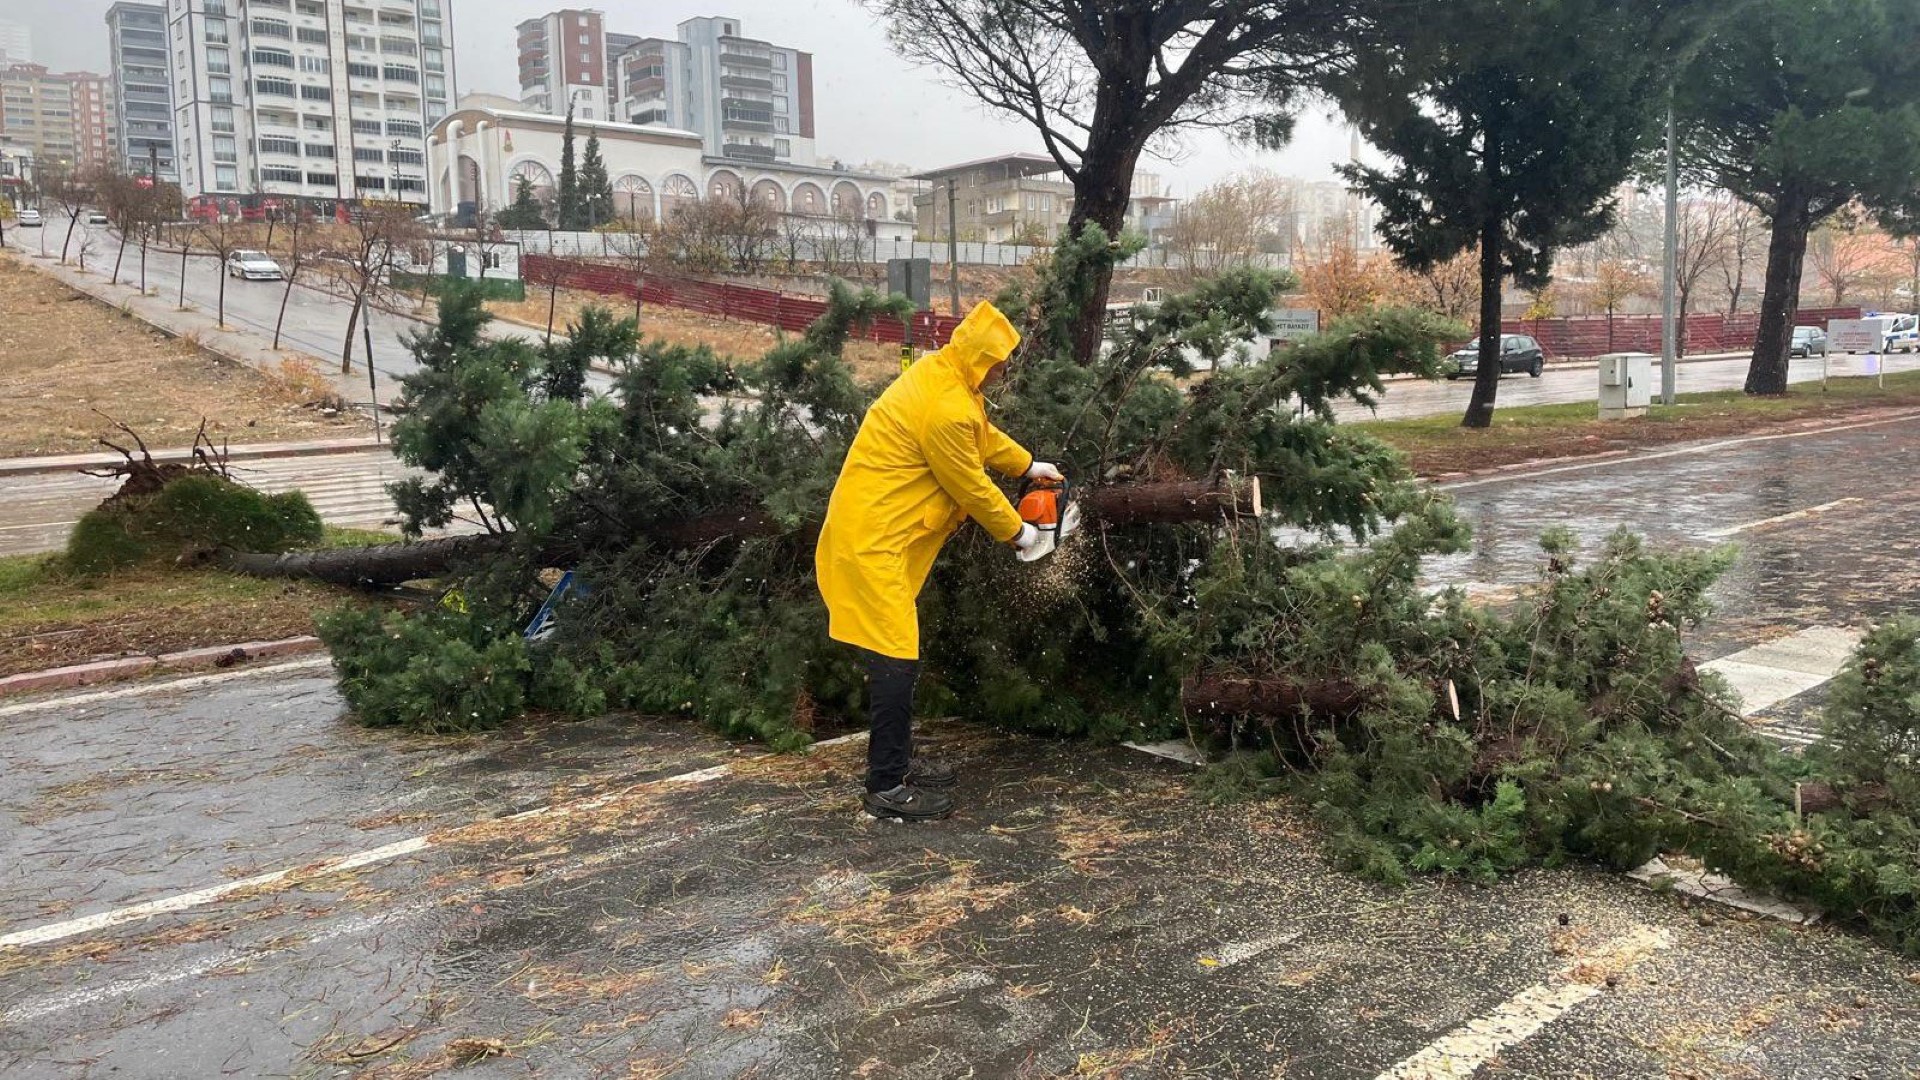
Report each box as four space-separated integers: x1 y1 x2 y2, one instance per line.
1026 461 1064 482
1011 523 1040 550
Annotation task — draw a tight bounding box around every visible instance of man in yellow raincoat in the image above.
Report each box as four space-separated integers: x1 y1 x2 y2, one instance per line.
816 301 1063 820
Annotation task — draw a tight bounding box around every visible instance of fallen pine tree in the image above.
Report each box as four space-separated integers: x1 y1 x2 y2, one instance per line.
296 230 1920 955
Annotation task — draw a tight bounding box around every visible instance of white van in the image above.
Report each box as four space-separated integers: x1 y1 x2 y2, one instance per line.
1865 312 1918 353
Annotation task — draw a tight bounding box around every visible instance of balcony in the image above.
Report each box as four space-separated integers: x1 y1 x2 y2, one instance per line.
720 141 776 163
719 71 771 92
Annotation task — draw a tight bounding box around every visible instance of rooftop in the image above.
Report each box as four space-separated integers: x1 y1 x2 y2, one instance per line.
906 152 1061 182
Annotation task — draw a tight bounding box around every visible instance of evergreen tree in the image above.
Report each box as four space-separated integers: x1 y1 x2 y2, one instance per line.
1333 0 1694 428
556 106 585 231
496 175 548 230
1675 0 1920 395
580 132 615 228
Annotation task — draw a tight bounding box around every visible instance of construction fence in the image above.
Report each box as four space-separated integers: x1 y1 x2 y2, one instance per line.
509 230 1285 271
523 254 966 348
1506 307 1863 359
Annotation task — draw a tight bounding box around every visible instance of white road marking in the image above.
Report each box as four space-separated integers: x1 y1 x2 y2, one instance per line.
1701 497 1864 538
0 520 78 532
0 730 869 949
1441 410 1920 492
1374 927 1671 1080
0 657 334 718
1701 625 1862 717
0 908 420 1023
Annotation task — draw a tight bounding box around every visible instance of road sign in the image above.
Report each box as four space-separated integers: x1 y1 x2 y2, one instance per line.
1828 318 1886 354
1270 309 1320 346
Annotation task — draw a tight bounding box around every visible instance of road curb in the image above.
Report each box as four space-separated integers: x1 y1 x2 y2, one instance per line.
1427 405 1920 486
0 439 386 479
0 636 326 700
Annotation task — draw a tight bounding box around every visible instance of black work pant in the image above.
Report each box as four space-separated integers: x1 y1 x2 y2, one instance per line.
861 649 918 792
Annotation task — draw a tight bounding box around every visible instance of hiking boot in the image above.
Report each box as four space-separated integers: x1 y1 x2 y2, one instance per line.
905 756 958 789
863 783 954 821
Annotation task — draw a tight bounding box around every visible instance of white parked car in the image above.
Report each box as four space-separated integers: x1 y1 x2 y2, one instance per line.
226 249 285 281
15 208 42 227
86 210 109 225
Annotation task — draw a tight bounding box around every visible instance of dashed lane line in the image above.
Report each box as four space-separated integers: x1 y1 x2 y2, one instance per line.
0 731 867 950
1702 497 1865 538
1373 926 1671 1080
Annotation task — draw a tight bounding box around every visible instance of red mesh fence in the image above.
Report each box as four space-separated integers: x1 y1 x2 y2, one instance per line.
522 254 966 348
1502 307 1862 359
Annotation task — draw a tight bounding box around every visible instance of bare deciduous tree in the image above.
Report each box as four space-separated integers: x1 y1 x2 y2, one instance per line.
1806 215 1894 306
867 0 1371 363
1164 170 1296 275
324 200 423 374
189 214 250 329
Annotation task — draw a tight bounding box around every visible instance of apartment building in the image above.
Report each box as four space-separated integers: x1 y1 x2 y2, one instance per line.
0 63 118 172
908 153 1176 244
107 3 178 179
515 9 632 120
0 21 31 66
166 0 456 211
615 16 815 168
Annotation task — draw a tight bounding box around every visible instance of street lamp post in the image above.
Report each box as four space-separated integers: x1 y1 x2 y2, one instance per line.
1661 100 1679 406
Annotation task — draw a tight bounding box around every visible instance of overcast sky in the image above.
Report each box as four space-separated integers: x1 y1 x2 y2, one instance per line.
10 0 1365 194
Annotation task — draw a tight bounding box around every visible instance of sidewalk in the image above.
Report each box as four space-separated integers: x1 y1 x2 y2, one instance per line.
0 435 386 479
1379 350 1746 383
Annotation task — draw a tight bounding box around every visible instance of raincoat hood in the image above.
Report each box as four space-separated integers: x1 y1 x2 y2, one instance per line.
941 301 1022 389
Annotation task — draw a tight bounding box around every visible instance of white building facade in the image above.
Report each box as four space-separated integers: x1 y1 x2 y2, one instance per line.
429 101 890 226
166 0 456 211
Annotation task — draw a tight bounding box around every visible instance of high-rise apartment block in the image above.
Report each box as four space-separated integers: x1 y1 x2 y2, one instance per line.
618 16 814 167
0 63 118 171
107 3 178 179
514 12 815 167
0 21 32 66
166 0 456 210
514 9 626 120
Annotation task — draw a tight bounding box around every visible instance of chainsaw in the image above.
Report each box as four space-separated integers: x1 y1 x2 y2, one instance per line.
1013 475 1082 563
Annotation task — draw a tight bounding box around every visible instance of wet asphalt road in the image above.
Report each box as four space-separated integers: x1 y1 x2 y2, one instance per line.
4 416 1920 1077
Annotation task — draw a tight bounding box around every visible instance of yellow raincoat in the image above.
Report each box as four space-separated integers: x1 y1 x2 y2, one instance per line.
815 302 1034 660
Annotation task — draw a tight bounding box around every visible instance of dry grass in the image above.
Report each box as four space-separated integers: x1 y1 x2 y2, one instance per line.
0 553 348 678
0 252 369 456
489 285 904 384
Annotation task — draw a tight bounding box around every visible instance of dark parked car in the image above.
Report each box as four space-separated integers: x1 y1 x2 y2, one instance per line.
1789 325 1828 358
1446 334 1546 379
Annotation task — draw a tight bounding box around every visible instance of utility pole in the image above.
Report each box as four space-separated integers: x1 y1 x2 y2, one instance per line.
946 177 960 315
362 303 382 443
1660 99 1679 406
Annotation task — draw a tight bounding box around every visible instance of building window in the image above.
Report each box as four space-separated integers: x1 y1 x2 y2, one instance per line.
305 143 333 158
212 135 237 160
773 52 786 70
774 138 790 157
262 165 302 183
304 114 330 130
423 49 444 73
209 76 233 102
351 118 382 134
250 19 292 39
347 61 379 79
386 120 421 138
356 174 386 190
383 65 419 83
299 55 329 74
260 135 299 155
253 48 295 68
773 95 788 112
388 148 421 165
214 164 238 189
205 21 229 44
297 27 328 44
256 76 295 97
300 84 330 100
306 172 336 186
353 146 384 162
206 48 230 74
774 116 788 133
578 33 588 44
771 73 787 91
210 106 235 133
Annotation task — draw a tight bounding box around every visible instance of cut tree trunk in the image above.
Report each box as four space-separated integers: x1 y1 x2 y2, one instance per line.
1746 193 1813 396
222 476 1264 587
1181 672 1374 719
